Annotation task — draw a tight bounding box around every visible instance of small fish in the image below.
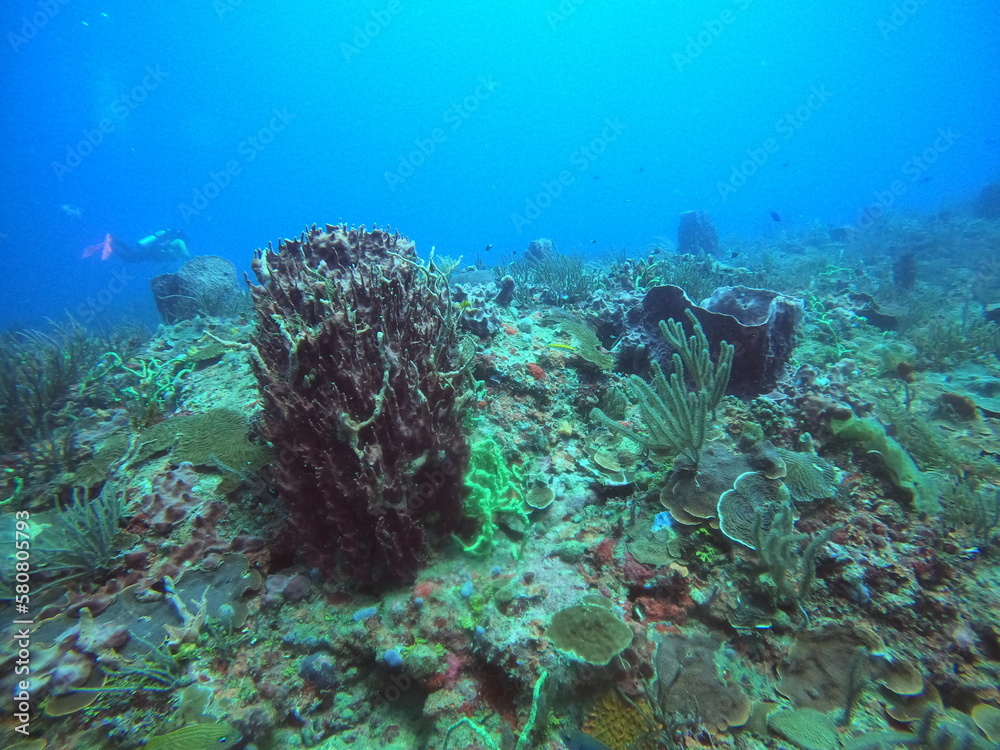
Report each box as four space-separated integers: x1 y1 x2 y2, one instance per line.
560 730 614 750
145 723 242 750
769 211 781 222
548 343 577 352
60 203 83 218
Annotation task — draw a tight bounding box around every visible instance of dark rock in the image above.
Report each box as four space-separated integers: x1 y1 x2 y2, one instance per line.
933 392 978 422
299 651 339 690
587 289 634 346
892 252 917 290
264 573 312 604
828 226 854 243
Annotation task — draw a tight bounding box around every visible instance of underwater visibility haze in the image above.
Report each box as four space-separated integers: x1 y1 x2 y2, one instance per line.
1 1 1000 749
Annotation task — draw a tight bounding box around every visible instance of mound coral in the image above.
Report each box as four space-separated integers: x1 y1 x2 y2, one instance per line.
546 602 633 665
248 225 472 590
653 631 751 731
150 255 247 322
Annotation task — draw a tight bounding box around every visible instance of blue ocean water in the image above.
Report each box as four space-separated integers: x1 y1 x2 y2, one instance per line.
1 0 997 327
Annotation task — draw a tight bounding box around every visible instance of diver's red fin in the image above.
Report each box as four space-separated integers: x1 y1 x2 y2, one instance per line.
83 233 114 259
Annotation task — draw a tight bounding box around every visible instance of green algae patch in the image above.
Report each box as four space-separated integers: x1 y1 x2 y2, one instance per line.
456 437 528 555
831 415 938 514
184 341 229 365
174 409 271 470
560 321 613 370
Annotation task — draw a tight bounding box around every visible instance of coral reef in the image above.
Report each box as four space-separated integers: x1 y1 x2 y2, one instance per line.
546 602 634 665
653 631 751 731
6 209 1000 750
450 268 516 337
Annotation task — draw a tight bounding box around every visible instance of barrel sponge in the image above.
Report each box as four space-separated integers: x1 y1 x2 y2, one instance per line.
247 224 471 590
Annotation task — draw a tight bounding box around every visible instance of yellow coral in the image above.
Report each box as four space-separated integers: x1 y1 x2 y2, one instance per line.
582 691 658 750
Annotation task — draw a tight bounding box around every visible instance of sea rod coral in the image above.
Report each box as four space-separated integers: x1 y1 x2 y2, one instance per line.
248 224 472 590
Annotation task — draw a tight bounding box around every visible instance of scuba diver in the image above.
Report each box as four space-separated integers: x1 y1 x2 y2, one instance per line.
82 229 190 262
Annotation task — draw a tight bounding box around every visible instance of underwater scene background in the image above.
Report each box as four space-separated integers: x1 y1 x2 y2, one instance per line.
2 1 1000 749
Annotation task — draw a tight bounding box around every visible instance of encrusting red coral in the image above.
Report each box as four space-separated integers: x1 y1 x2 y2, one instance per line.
526 363 546 380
